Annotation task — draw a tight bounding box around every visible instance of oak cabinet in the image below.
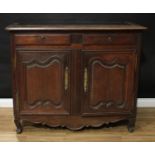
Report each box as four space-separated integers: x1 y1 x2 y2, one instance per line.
6 23 146 133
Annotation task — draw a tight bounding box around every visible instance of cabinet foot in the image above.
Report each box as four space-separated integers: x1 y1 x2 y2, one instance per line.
127 118 135 133
14 120 23 134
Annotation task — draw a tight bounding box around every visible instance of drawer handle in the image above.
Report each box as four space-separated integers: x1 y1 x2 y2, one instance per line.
107 36 112 42
84 67 88 92
64 66 69 91
40 35 46 40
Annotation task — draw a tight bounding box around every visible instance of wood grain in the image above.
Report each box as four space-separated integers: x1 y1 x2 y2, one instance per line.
0 108 155 142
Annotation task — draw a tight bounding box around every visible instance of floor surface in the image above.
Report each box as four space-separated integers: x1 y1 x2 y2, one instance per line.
0 108 155 142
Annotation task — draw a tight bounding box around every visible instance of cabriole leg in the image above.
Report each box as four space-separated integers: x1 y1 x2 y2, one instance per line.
127 117 136 133
14 120 23 134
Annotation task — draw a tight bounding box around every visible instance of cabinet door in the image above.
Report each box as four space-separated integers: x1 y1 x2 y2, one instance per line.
16 50 71 115
81 50 137 115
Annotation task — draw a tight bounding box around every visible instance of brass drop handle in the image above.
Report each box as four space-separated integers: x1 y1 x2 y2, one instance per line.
84 67 88 92
64 66 69 91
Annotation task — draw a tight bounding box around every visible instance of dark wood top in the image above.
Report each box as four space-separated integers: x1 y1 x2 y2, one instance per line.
6 23 147 31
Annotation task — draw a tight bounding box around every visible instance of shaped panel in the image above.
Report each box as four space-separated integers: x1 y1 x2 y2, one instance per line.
17 50 71 115
81 50 136 115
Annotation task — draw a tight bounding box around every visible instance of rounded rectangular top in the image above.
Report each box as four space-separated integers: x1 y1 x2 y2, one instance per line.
6 23 147 31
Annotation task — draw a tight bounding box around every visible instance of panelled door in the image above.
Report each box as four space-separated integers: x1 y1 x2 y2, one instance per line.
81 50 137 115
16 50 71 115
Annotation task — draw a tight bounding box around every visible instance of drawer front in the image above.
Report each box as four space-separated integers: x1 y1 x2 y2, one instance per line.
14 34 71 45
83 33 137 45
